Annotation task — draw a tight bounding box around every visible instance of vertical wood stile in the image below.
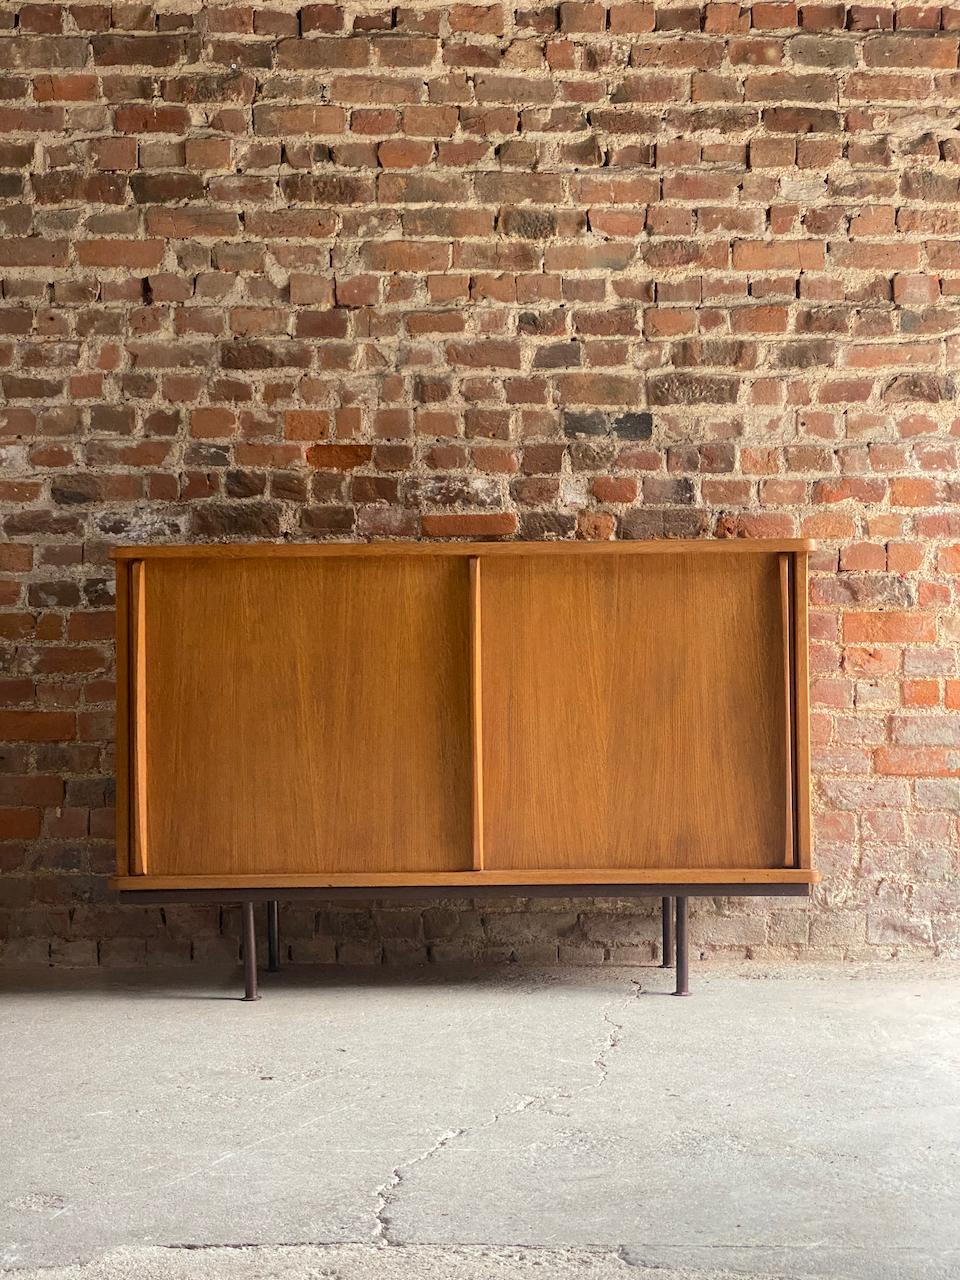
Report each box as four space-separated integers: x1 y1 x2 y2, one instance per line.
792 552 812 868
114 561 131 876
778 553 796 868
131 561 149 875
469 556 484 870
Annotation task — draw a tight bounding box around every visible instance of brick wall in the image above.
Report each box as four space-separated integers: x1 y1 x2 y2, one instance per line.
1 0 958 969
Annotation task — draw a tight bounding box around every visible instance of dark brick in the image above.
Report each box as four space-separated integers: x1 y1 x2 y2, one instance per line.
613 411 653 439
188 501 282 538
562 409 608 437
532 343 582 369
498 207 557 238
50 475 103 505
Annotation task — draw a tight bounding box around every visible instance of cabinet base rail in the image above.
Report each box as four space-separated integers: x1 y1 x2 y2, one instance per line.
118 883 810 1002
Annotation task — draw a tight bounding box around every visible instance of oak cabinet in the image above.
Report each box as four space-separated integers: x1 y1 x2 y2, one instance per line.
111 540 817 894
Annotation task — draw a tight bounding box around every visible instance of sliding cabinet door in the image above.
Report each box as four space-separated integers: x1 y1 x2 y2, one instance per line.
131 556 473 877
479 553 791 872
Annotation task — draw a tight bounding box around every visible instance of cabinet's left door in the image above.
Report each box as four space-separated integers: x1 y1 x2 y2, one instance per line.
122 555 473 879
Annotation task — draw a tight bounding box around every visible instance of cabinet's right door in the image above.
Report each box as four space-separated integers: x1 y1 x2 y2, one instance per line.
479 552 792 873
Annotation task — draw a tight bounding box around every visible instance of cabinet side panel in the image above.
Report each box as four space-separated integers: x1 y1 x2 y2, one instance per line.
481 553 789 871
779 553 796 868
142 557 472 876
469 557 484 871
131 562 150 875
793 552 812 868
114 560 131 877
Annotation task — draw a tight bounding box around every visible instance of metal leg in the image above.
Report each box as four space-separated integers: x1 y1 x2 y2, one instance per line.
266 900 280 972
242 900 259 1001
675 896 690 997
660 895 674 967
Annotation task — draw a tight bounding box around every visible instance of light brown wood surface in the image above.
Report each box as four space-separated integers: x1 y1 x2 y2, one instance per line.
111 867 820 890
131 562 148 875
469 557 484 870
116 541 814 888
138 556 473 876
113 539 815 561
113 560 131 877
480 553 790 871
779 554 795 868
792 552 812 867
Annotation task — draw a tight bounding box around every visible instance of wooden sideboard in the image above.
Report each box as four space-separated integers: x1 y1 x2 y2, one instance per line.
111 540 818 997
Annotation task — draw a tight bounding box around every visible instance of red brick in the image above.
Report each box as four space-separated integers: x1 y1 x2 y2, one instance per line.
91 136 137 170
893 273 941 304
301 5 343 32
92 34 199 65
732 240 825 269
0 239 68 267
902 680 939 707
33 73 98 100
0 711 76 742
590 476 639 502
421 512 518 537
560 2 607 31
0 808 42 838
377 139 434 167
843 612 938 643
704 3 750 32
306 444 374 469
875 747 959 777
76 240 165 268
19 6 65 33
799 4 845 28
863 35 958 67
114 104 189 132
446 341 522 368
283 410 333 440
752 3 798 26
609 3 655 31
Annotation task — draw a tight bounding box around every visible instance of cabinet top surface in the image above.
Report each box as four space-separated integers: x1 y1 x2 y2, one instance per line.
111 538 815 561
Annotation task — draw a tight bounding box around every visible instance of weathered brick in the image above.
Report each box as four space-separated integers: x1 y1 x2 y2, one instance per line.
421 512 518 537
844 612 938 643
92 35 198 65
0 712 76 743
252 104 346 135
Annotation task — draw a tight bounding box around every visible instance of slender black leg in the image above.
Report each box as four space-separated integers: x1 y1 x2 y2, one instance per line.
660 895 674 967
242 900 259 1001
266 900 280 972
674 896 690 997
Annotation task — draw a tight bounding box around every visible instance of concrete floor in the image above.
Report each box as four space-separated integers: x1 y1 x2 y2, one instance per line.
1 964 959 1280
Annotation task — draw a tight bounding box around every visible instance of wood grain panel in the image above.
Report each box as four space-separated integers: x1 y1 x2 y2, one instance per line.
131 561 149 875
779 554 795 868
138 556 472 875
469 557 484 870
113 539 816 561
480 553 790 871
792 552 812 868
111 867 820 891
114 560 131 876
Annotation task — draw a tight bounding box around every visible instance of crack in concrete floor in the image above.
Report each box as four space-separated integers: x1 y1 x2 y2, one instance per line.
372 980 641 1246
373 1126 468 1245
